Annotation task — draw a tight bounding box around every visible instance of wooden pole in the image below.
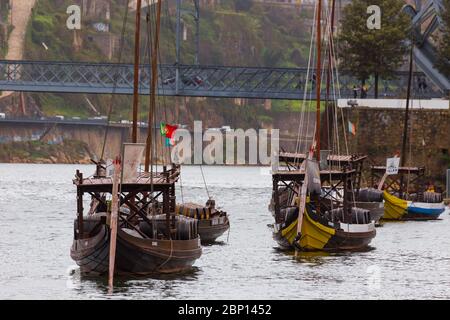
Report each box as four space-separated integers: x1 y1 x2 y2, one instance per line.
76 171 84 240
273 178 281 224
295 140 317 257
164 187 171 239
400 38 414 196
315 0 322 161
108 156 122 293
295 0 323 255
295 172 307 257
131 0 142 144
324 0 336 151
145 0 163 172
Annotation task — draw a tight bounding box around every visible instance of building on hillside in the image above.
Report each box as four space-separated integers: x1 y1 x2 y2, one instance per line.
70 0 120 60
79 0 111 21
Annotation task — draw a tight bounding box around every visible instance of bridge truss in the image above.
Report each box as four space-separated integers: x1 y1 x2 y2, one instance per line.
0 60 443 100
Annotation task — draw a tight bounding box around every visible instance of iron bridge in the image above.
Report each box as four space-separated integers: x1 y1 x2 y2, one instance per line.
0 60 444 100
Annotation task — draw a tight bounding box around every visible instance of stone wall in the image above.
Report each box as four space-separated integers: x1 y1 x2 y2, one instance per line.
337 106 450 182
0 121 297 165
0 122 156 162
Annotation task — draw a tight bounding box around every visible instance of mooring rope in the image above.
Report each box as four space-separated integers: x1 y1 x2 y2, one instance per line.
157 236 174 270
200 165 211 199
294 0 316 162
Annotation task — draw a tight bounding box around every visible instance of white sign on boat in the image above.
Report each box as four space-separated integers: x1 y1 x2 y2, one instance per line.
386 157 400 175
122 143 146 183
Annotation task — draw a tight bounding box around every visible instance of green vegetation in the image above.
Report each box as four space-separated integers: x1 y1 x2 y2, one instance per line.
272 100 326 112
337 0 410 98
0 0 10 59
0 40 7 59
25 0 312 65
21 0 315 125
0 0 9 22
0 140 91 163
25 0 108 61
436 0 450 77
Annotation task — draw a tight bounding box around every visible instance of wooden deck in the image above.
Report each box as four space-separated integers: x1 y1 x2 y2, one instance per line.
279 152 367 165
272 169 356 182
371 166 425 175
74 171 180 193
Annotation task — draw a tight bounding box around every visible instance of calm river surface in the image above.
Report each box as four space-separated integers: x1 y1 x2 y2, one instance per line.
0 164 449 299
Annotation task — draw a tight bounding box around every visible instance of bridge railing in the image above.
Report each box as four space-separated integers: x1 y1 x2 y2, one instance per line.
0 60 444 99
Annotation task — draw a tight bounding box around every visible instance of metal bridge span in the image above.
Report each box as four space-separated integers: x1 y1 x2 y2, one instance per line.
0 60 444 100
1 1 449 100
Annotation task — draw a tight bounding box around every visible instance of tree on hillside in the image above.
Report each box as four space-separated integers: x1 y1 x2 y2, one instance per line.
436 0 450 77
337 0 410 98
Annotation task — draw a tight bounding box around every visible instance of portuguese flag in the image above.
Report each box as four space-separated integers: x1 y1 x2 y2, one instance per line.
160 123 178 146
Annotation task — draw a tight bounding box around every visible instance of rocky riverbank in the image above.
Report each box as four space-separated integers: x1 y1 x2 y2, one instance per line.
0 140 93 164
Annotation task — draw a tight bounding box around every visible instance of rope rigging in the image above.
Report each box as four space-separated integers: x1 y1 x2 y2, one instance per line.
100 0 132 161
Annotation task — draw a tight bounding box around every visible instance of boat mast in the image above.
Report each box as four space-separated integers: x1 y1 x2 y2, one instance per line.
131 0 142 143
400 37 414 194
294 0 324 252
315 0 322 161
144 0 163 172
324 0 336 151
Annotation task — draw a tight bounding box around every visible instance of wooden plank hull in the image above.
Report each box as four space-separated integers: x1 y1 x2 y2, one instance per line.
70 225 110 275
273 209 376 252
198 217 230 243
71 225 202 275
383 191 445 221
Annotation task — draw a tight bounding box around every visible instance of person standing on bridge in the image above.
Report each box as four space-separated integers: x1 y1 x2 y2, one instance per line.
421 77 428 93
311 73 316 90
361 85 368 99
417 76 423 92
353 85 359 99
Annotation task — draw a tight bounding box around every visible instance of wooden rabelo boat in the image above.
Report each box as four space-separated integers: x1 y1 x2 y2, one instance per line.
271 154 376 251
371 32 445 221
70 1 201 278
372 166 445 220
71 165 202 275
175 200 229 244
270 0 376 252
271 152 384 224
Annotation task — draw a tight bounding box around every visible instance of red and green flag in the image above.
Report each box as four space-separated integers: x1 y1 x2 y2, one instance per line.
348 121 356 136
160 123 178 146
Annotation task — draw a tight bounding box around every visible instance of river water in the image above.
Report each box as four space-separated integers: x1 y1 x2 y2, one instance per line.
0 164 449 299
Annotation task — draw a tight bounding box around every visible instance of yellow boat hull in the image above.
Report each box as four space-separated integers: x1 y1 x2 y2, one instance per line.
382 191 408 220
275 209 375 251
382 191 445 221
279 210 334 250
